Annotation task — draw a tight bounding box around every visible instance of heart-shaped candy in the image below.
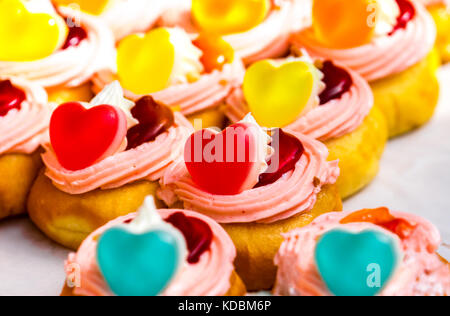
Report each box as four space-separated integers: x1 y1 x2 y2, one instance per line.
126 96 175 150
192 0 271 35
0 0 68 61
243 60 317 127
0 80 26 117
184 122 263 195
315 229 400 296
50 102 127 171
313 0 376 49
117 28 175 95
52 0 109 15
97 227 181 296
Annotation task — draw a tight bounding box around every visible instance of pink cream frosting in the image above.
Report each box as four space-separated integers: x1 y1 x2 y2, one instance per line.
292 2 437 82
99 0 171 40
0 77 50 155
42 112 194 194
64 209 237 296
93 58 246 116
159 0 312 64
274 210 450 296
0 7 115 88
158 131 339 224
226 63 373 142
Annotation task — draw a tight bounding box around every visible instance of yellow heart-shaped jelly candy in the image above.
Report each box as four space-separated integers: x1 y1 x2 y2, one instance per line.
117 28 176 95
52 0 109 15
192 0 271 35
243 60 316 127
313 0 377 49
0 0 68 62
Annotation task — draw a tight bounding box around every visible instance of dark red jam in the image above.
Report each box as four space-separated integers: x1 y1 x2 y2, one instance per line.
0 80 26 117
126 96 175 150
319 60 353 105
63 26 88 49
166 212 213 264
255 129 304 188
389 0 416 36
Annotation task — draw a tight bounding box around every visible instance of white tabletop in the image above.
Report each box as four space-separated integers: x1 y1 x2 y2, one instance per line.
0 65 449 296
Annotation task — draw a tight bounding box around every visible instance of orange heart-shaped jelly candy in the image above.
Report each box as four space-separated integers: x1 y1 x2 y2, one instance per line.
313 0 378 49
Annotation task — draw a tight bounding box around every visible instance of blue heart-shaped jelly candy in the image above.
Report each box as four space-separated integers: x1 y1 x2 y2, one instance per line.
97 227 181 296
315 229 400 296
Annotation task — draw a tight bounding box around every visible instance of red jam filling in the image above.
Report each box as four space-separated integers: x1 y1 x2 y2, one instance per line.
389 0 415 36
166 212 213 264
255 128 304 187
340 207 417 239
63 26 88 49
319 60 353 105
0 80 26 117
126 96 175 150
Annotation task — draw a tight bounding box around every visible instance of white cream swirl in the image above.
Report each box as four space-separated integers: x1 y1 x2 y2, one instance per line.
99 0 171 40
166 28 204 87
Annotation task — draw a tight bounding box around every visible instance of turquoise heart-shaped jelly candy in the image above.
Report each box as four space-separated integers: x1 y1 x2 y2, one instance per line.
97 227 181 296
315 229 400 296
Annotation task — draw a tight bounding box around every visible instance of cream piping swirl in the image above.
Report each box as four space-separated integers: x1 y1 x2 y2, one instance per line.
0 77 50 155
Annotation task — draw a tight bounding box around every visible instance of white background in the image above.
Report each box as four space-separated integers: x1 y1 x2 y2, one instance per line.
0 65 449 296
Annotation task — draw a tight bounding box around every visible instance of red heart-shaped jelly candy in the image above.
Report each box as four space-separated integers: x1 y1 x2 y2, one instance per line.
126 96 175 150
50 102 127 171
0 80 26 117
184 122 262 195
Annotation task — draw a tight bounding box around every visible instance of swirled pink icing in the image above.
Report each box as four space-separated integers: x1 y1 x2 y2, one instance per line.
99 0 170 40
292 2 437 82
42 112 194 194
226 63 373 141
0 77 50 155
64 209 236 296
0 7 115 88
93 58 245 116
158 131 339 224
274 210 450 296
159 0 312 64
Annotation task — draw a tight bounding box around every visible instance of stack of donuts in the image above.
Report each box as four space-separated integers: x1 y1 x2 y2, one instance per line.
0 0 448 296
